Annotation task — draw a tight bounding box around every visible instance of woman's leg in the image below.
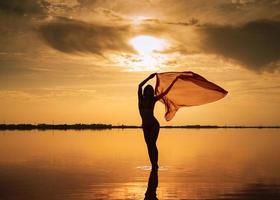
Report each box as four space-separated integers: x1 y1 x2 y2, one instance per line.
143 127 154 167
150 123 159 169
143 124 160 169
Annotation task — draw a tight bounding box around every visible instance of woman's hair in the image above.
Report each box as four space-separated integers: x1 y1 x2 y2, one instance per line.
144 84 154 98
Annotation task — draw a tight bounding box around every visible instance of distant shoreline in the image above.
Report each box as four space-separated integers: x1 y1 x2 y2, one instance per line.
0 124 279 130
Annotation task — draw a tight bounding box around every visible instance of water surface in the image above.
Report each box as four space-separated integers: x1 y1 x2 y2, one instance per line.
0 129 280 199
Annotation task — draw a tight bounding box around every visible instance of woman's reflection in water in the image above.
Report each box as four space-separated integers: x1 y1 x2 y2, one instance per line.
144 169 158 200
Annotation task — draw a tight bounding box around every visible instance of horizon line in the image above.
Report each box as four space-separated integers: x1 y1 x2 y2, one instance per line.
0 123 279 130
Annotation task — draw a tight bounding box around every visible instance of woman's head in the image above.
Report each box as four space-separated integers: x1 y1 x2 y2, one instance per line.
144 84 154 98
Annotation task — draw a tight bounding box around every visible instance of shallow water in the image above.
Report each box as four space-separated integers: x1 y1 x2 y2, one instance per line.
0 129 280 200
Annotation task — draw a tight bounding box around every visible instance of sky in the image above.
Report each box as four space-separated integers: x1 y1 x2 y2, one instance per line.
0 0 279 125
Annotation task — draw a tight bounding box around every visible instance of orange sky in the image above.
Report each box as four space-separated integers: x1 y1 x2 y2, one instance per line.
0 0 279 125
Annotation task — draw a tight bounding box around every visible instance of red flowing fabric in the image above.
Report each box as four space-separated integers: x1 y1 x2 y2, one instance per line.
155 71 228 121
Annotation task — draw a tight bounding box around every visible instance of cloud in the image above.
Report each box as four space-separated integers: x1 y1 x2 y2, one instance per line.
0 0 48 16
39 17 134 55
221 0 280 12
231 0 280 6
142 17 199 26
0 1 48 53
198 19 280 71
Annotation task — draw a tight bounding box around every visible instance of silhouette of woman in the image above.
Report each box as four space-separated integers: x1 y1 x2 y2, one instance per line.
138 73 178 170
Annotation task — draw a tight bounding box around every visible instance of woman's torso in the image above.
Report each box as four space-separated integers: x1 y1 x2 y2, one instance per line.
139 97 158 126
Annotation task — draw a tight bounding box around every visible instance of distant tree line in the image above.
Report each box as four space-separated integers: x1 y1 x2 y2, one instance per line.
0 123 113 130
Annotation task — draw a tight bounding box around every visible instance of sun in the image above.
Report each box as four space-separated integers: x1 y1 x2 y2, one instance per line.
129 35 167 55
124 35 172 71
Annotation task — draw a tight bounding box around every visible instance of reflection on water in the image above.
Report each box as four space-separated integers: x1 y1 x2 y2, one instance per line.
216 183 280 200
145 169 158 200
0 129 280 199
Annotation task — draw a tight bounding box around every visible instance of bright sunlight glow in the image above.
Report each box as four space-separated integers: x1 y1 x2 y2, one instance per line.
129 35 168 55
123 35 173 71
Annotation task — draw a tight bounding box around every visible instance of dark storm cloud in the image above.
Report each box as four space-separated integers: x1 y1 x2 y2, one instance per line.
0 0 48 16
39 17 134 55
199 19 280 71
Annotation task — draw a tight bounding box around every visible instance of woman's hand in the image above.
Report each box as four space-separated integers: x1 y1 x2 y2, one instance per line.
139 73 157 88
148 73 157 79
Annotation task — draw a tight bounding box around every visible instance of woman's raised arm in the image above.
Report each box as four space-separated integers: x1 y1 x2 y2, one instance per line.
138 73 156 100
